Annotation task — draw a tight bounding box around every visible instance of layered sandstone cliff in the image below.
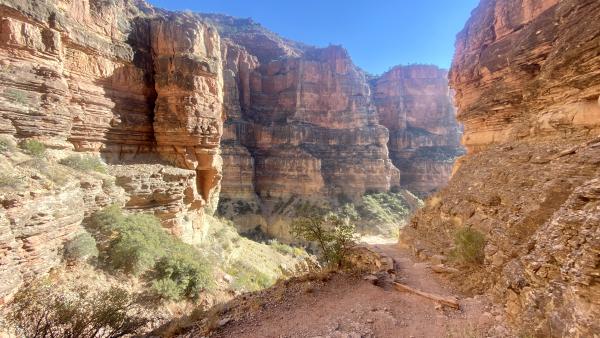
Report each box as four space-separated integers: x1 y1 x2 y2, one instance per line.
0 0 225 300
407 0 600 336
370 65 463 195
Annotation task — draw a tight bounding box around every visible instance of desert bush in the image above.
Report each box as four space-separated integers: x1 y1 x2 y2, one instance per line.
60 154 107 173
151 251 212 301
2 279 149 338
268 239 295 256
64 232 99 263
88 206 213 300
452 227 486 264
19 139 46 157
291 212 357 267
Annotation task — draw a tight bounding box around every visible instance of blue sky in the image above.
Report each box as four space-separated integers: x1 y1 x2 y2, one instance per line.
148 0 480 74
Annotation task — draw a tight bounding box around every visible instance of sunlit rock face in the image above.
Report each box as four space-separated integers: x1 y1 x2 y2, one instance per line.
370 65 464 195
409 0 600 336
0 0 225 300
218 32 401 202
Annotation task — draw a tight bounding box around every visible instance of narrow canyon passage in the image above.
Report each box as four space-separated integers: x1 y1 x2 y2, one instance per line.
207 245 501 338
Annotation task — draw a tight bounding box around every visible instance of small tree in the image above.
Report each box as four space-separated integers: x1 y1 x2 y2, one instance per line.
291 212 357 267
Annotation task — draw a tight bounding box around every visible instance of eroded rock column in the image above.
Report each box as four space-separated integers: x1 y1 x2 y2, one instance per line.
150 14 224 213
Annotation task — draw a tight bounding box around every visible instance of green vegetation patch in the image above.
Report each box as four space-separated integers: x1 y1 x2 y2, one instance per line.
291 212 357 267
60 154 107 173
451 227 486 264
88 205 213 300
226 261 273 292
64 232 99 263
19 139 46 157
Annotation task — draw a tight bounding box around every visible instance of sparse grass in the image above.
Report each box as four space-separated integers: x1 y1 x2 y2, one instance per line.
88 205 213 300
268 239 307 258
451 227 486 264
226 262 273 292
60 154 107 173
0 136 16 153
19 139 46 157
0 173 22 189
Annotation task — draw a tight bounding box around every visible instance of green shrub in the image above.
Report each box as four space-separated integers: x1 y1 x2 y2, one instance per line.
60 154 107 173
64 232 99 263
452 227 486 264
88 206 213 300
3 279 149 338
151 252 212 300
19 139 46 157
358 192 409 223
291 211 357 267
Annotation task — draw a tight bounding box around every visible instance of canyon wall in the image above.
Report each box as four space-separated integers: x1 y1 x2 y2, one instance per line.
407 0 600 336
370 65 463 195
0 0 224 300
207 16 461 239
0 0 463 300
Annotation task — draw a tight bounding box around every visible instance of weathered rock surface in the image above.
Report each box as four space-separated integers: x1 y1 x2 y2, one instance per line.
221 43 400 201
0 0 225 300
370 65 464 195
408 0 600 336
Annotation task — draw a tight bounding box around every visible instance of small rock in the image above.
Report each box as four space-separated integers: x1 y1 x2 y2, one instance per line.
217 317 232 327
431 254 447 265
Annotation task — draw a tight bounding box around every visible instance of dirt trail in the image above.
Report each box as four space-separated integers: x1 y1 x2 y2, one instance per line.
211 244 507 338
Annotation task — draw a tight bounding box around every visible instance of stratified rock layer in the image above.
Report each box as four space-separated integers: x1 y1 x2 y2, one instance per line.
0 0 224 300
221 43 400 202
408 0 600 336
371 65 463 195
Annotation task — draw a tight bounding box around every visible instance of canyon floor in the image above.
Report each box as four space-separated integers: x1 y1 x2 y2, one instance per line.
182 244 510 338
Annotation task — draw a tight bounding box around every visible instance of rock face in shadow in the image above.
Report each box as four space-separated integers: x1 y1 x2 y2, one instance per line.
370 65 464 195
407 0 600 336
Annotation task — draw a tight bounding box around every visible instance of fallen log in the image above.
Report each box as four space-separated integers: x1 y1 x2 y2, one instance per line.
393 282 460 309
429 264 460 274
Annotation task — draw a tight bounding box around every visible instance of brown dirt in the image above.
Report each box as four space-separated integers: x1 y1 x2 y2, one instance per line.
194 244 511 338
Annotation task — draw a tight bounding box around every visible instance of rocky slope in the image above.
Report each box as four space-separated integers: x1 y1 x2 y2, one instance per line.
406 0 600 336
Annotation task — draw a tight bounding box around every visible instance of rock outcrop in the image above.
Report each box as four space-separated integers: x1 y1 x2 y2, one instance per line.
0 0 225 301
220 42 400 201
407 0 600 336
370 65 463 195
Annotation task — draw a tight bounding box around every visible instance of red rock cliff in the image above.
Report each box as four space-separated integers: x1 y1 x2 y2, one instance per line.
408 0 600 336
0 0 224 300
371 65 464 195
